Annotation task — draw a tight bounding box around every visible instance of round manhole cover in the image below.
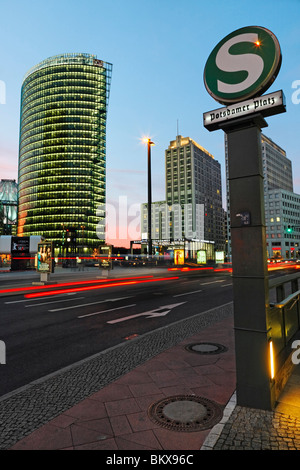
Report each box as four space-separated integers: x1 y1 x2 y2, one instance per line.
185 342 228 355
148 395 223 432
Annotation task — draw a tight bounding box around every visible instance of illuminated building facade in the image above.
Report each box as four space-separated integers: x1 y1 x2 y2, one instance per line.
225 133 298 260
17 53 112 249
166 136 224 252
0 179 18 235
141 135 225 261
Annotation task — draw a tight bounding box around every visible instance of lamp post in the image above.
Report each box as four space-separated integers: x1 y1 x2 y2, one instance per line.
144 138 154 258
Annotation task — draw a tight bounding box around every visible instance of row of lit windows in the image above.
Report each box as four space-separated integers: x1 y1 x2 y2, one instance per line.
20 144 105 161
23 68 107 88
19 153 105 169
20 135 106 153
22 80 107 103
18 181 105 195
18 206 103 216
23 65 107 91
22 87 107 110
20 135 103 154
21 102 106 126
20 114 104 138
21 127 106 142
20 122 104 143
18 178 105 191
23 76 107 98
19 160 105 178
19 157 105 170
21 99 105 118
21 92 107 115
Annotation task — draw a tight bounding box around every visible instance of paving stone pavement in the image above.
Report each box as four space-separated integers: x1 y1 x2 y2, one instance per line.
212 406 300 450
1 302 234 450
1 294 300 452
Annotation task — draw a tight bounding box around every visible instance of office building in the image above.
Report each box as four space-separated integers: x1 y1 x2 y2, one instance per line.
261 134 293 192
166 135 223 251
141 135 224 261
226 133 298 260
17 53 112 250
265 189 300 259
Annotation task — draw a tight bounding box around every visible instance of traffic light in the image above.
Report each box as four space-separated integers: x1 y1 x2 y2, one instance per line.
286 225 294 234
65 227 77 245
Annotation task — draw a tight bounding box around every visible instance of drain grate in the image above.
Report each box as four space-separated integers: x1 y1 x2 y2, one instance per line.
148 395 223 432
185 342 228 355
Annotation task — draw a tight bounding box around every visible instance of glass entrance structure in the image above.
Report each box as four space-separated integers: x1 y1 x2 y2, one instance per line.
17 53 112 249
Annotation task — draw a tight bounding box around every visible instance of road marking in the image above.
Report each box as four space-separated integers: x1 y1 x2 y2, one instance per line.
25 297 86 307
173 290 203 297
200 280 226 285
5 293 79 304
50 296 133 312
78 304 136 319
107 302 186 324
221 283 232 287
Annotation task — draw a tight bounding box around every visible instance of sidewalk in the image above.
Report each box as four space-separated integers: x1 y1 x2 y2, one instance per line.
3 304 300 451
7 313 235 450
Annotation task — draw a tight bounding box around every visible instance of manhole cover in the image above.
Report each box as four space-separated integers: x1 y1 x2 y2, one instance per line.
148 395 223 432
185 342 228 355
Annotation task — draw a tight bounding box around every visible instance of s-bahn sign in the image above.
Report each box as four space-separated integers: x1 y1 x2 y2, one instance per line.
203 26 285 130
204 26 282 105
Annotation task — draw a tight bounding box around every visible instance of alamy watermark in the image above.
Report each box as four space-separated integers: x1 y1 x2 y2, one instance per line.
95 197 205 242
0 80 6 104
292 80 300 104
292 340 300 365
0 340 6 364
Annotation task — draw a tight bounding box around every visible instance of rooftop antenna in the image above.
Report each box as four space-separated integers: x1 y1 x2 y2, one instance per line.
177 119 179 137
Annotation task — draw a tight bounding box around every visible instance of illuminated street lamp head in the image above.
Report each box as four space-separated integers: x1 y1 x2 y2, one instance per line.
142 137 155 146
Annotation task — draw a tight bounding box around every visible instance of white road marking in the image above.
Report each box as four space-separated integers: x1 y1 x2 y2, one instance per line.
173 289 203 297
25 297 86 307
78 304 136 319
107 302 186 324
5 292 78 304
200 280 226 285
50 296 133 312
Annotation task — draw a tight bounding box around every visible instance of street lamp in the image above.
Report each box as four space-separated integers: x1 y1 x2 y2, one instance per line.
143 137 154 257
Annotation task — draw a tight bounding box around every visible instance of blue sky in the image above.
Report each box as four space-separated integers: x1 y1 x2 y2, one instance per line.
0 0 299 244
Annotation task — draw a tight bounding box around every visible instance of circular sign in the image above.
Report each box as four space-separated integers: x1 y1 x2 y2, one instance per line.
204 26 282 105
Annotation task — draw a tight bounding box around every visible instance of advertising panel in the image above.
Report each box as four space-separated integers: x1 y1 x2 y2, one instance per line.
197 250 207 264
215 251 225 263
174 249 184 265
37 242 53 273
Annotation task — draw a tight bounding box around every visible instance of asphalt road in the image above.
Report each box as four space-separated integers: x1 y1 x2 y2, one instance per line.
0 268 233 397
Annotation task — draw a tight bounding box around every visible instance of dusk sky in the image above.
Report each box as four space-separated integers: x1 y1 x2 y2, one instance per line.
0 0 299 246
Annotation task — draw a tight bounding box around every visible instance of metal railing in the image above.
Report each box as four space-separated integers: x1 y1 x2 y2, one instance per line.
269 272 300 370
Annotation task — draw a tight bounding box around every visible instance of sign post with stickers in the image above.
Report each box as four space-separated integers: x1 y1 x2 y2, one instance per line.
203 26 286 410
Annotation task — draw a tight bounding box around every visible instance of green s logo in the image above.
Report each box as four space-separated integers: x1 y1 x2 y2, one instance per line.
204 26 282 105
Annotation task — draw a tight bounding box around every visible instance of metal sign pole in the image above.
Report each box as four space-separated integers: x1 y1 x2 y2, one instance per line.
203 25 285 410
223 115 274 409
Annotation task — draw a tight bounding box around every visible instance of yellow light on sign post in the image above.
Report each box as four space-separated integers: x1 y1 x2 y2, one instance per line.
269 340 275 380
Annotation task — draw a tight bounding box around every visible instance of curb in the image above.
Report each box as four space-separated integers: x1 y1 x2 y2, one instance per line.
201 391 237 450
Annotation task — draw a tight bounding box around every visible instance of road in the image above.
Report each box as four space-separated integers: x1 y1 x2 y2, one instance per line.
0 267 233 397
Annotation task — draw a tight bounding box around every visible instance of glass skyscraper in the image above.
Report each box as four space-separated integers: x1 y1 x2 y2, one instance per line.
17 53 112 250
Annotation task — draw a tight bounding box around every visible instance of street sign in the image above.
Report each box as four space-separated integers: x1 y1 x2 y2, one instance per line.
203 89 286 131
204 26 282 105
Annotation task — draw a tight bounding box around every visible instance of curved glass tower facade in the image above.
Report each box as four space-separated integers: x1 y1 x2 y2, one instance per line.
17 53 112 249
